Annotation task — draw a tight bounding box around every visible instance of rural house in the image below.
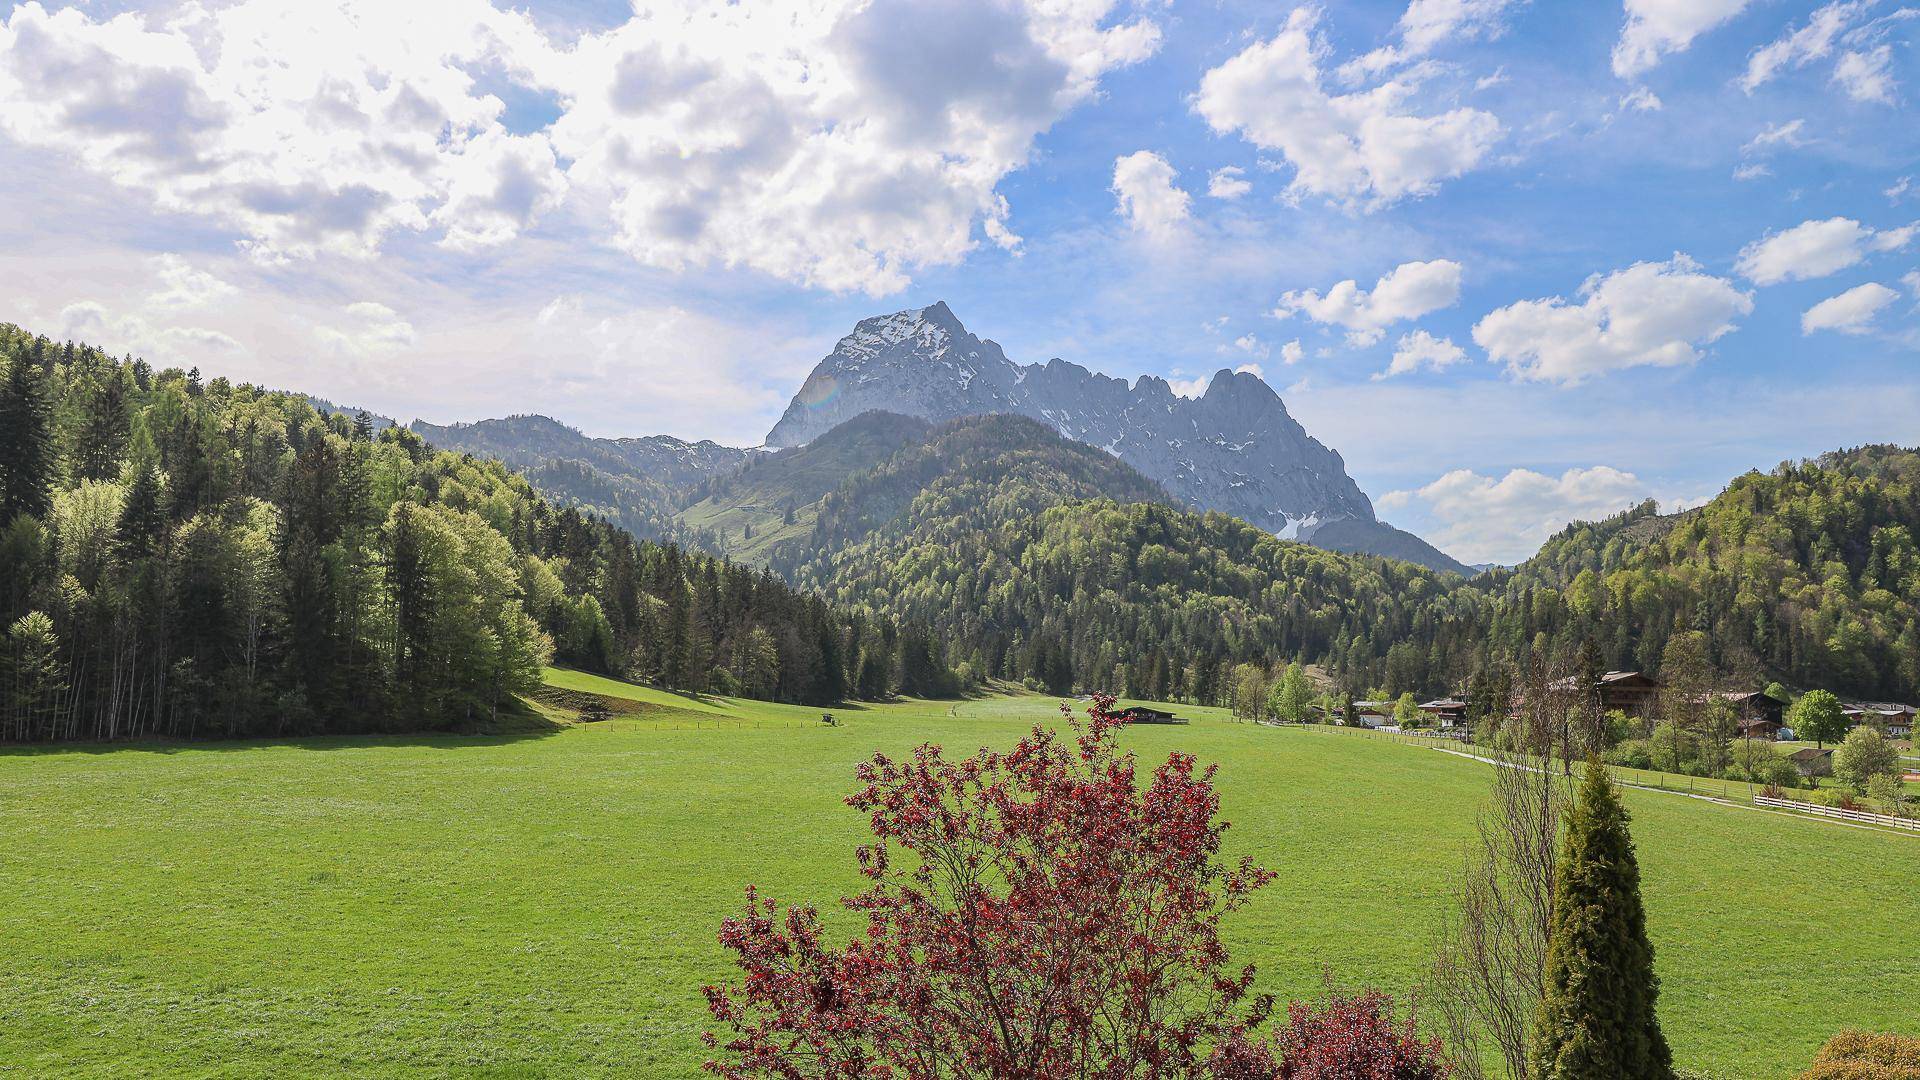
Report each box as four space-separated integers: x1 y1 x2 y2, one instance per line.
1539 670 1663 717
1417 698 1469 729
1843 703 1915 739
1350 701 1393 729
1787 747 1834 781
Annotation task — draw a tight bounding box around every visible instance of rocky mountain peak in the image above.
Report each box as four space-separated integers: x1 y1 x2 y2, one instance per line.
763 303 1466 573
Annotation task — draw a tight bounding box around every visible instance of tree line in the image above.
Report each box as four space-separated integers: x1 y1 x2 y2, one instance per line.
0 326 953 741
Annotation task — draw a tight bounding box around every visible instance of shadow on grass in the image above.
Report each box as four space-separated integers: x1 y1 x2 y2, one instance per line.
0 700 567 758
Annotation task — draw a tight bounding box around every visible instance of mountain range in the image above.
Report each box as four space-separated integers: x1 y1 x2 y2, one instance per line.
419 302 1470 574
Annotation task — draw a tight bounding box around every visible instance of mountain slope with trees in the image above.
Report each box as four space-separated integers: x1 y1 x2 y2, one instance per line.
0 325 950 741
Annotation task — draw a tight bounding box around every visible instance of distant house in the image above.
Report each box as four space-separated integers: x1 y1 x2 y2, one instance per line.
1543 671 1663 716
1351 701 1393 729
1717 690 1785 727
1735 717 1783 741
1787 747 1834 780
1417 698 1469 729
1116 706 1185 725
1843 702 1916 739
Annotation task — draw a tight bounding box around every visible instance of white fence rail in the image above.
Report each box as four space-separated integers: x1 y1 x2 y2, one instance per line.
1754 795 1920 831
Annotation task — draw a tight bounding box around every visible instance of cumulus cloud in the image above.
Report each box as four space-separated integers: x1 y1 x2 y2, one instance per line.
1111 150 1192 238
1472 254 1752 384
1342 0 1526 78
146 254 237 312
1735 217 1916 284
1228 333 1271 361
0 0 561 261
1207 166 1251 199
1379 329 1468 378
1802 281 1899 333
317 302 418 358
1194 8 1502 209
1613 0 1756 78
1276 259 1464 346
0 0 1159 293
1280 339 1306 365
1380 465 1650 564
551 0 1159 293
1832 45 1897 103
1741 1 1868 93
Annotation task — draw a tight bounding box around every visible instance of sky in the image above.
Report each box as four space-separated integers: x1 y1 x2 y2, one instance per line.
1 0 1916 564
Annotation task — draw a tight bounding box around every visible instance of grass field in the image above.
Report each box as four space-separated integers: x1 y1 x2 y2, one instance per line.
2 676 1915 1078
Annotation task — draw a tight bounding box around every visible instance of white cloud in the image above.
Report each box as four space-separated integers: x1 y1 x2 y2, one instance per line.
1276 258 1464 346
1741 1 1867 93
1234 362 1265 378
1613 0 1756 78
1618 86 1664 112
1889 176 1915 203
1802 281 1899 333
317 302 417 358
1342 0 1526 78
1230 333 1271 361
0 0 1160 293
1732 162 1771 181
1742 118 1807 155
145 255 237 312
1832 45 1896 103
1379 329 1468 378
1111 150 1192 237
1735 217 1916 284
1475 67 1510 91
1167 372 1211 398
1207 166 1252 199
1280 339 1306 365
1194 8 1502 208
1473 254 1752 384
0 0 561 261
1384 465 1652 564
1904 269 1920 297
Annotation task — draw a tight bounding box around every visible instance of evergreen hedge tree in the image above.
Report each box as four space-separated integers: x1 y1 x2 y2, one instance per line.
1532 763 1673 1080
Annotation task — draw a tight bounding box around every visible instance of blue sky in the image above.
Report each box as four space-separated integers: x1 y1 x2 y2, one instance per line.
1 0 1916 562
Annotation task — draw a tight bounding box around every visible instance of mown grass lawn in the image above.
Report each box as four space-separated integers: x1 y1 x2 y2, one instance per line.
1 679 1914 1077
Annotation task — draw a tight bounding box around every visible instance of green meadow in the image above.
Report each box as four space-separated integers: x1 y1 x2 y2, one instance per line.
2 674 1914 1078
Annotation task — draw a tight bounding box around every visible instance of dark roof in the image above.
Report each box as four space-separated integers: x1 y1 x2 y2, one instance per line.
1787 747 1833 762
1419 698 1467 709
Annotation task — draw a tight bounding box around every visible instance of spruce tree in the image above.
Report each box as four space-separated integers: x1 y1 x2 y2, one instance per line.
1532 764 1673 1080
0 355 55 525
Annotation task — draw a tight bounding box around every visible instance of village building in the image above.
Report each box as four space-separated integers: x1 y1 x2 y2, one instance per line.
1842 703 1916 740
1115 705 1185 725
1350 701 1393 729
1539 670 1663 717
1417 698 1469 729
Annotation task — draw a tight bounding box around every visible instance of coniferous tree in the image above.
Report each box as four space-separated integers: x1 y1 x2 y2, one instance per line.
0 355 55 525
1531 765 1673 1080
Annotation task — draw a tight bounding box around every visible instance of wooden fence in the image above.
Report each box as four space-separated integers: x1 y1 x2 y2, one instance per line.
1753 795 1920 832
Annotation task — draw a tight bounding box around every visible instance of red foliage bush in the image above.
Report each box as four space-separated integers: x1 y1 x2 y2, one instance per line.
702 695 1277 1078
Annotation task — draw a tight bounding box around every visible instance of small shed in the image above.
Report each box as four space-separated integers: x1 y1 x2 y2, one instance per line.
1116 706 1186 725
1787 747 1833 780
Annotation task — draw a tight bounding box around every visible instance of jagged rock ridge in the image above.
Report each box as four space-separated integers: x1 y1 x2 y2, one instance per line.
765 302 1468 574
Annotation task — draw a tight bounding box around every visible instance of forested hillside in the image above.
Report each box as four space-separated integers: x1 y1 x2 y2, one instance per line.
0 326 948 742
411 414 743 550
1478 446 1920 700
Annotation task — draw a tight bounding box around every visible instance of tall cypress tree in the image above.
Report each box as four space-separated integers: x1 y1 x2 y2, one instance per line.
1532 764 1673 1080
0 355 54 525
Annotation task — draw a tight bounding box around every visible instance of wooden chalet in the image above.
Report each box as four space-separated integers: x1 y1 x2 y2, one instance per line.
1717 690 1785 726
1735 717 1784 741
1541 670 1663 716
1843 702 1916 740
1417 698 1470 729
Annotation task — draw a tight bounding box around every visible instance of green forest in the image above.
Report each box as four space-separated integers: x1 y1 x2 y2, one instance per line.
0 326 952 741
